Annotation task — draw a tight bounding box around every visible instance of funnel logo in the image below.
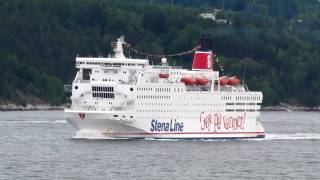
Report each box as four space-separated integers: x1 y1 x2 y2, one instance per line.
192 51 213 70
79 113 85 120
207 54 212 68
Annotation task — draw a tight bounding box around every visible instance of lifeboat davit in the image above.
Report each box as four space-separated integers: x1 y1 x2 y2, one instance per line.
228 77 240 86
159 73 169 78
219 76 229 86
195 78 209 85
181 77 196 85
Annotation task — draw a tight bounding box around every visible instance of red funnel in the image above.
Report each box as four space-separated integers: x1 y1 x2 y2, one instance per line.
192 50 213 70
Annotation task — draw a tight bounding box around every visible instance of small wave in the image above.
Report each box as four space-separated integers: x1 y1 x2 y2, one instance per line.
27 120 49 123
265 133 320 140
53 120 67 123
72 130 122 140
241 133 320 141
144 138 228 142
6 120 49 123
144 138 181 142
198 139 228 142
0 119 67 124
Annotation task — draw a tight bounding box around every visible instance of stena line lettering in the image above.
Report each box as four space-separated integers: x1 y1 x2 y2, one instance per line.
150 119 184 132
199 112 246 132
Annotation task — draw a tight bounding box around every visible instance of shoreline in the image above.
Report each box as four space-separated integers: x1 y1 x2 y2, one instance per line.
0 103 319 112
0 103 69 111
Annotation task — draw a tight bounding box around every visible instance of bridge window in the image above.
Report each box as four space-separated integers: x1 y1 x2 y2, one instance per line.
92 86 114 92
93 93 114 98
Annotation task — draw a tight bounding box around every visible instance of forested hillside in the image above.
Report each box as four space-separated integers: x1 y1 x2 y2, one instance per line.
1 0 320 106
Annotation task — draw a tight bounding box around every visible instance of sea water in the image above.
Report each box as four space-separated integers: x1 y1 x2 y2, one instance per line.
0 111 319 179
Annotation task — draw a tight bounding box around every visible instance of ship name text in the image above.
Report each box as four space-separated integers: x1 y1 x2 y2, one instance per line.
150 119 184 132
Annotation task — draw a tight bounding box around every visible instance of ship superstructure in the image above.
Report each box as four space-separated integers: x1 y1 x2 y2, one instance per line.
65 37 265 139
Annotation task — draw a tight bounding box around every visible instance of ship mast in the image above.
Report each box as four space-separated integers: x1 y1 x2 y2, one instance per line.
113 36 126 59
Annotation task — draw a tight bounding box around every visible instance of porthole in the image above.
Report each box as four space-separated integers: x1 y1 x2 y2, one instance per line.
75 86 78 90
130 87 134 91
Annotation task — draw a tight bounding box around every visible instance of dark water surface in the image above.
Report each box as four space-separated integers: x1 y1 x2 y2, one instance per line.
0 111 319 179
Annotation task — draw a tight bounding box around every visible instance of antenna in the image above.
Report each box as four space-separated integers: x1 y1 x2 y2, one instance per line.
242 59 246 85
199 34 213 50
128 41 131 58
222 0 225 10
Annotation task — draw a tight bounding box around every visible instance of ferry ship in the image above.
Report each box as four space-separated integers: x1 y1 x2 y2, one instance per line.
64 36 265 139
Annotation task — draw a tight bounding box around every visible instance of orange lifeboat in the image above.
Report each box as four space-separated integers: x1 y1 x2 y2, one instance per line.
195 78 209 85
228 76 240 86
180 77 187 83
181 77 195 85
219 76 229 86
159 73 169 78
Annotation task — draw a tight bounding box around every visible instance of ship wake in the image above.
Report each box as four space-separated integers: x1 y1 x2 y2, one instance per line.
71 131 320 141
0 119 67 124
264 133 320 140
241 133 320 141
72 130 131 140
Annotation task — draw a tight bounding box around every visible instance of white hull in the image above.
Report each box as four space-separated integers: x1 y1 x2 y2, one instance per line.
65 109 265 139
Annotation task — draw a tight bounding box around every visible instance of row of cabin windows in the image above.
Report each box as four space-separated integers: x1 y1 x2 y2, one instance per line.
237 103 261 105
235 96 261 101
92 86 114 92
93 102 113 105
136 106 257 113
135 116 217 120
222 96 261 101
135 113 259 120
136 109 227 113
99 79 125 83
137 87 185 93
103 70 121 74
155 88 171 92
102 63 145 67
226 103 257 106
102 79 114 82
222 96 232 100
137 87 152 91
134 116 198 120
78 62 146 67
137 95 170 99
137 103 226 107
227 109 258 112
173 88 183 92
92 93 114 98
146 71 182 75
237 109 259 112
137 109 225 113
137 102 259 108
136 94 261 103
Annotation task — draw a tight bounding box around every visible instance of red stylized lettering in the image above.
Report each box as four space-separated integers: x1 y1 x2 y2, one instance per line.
200 112 213 131
214 113 221 131
223 113 246 131
200 112 246 132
